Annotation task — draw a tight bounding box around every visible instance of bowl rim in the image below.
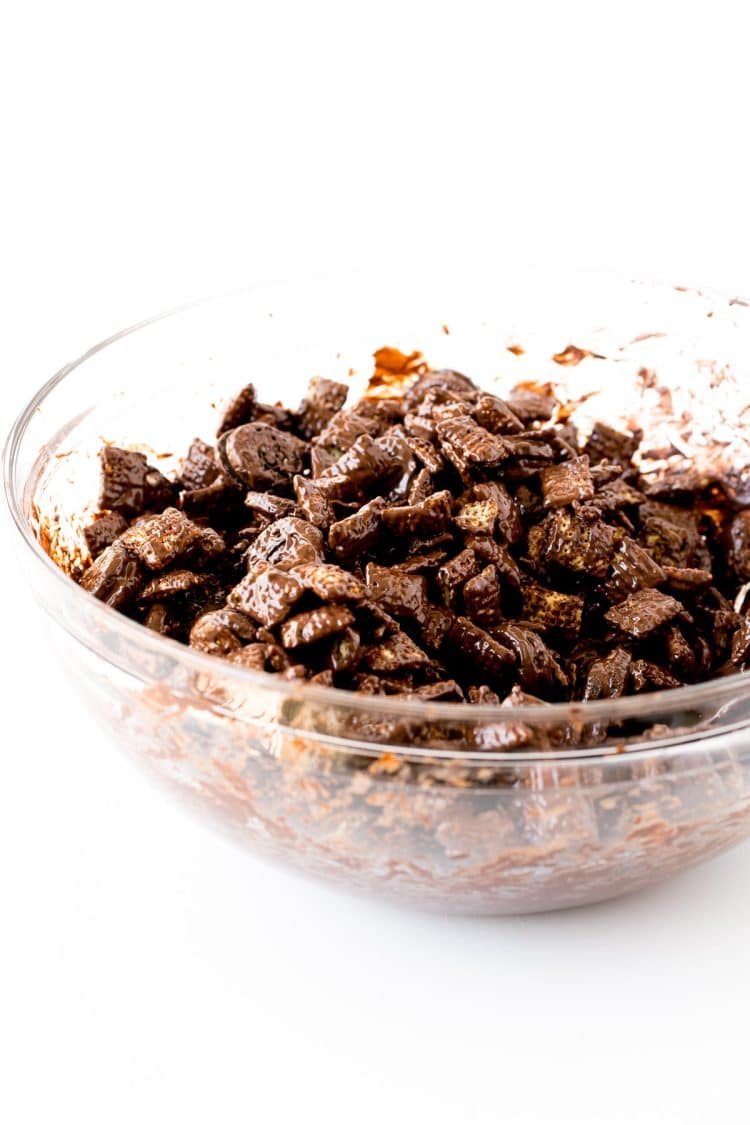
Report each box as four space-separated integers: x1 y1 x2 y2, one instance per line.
5 268 750 760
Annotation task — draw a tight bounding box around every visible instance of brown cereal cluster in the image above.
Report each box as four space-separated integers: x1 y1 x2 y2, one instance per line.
77 351 750 709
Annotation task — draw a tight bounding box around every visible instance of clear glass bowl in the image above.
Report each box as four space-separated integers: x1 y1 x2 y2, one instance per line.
6 268 750 914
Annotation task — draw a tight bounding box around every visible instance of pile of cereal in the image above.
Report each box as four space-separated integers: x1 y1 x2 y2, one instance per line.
77 350 750 705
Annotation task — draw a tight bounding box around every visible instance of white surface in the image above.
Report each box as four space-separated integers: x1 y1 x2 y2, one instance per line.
3 4 750 1122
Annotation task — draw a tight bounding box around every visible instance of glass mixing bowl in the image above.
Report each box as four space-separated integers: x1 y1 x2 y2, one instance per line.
6 268 750 914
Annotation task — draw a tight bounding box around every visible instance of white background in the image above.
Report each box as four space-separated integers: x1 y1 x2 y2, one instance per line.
2 3 750 1122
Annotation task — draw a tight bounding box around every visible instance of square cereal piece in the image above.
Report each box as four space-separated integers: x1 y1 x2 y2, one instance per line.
521 579 584 638
83 511 129 558
179 438 221 490
531 509 619 578
604 588 685 638
120 507 223 571
295 377 349 440
216 384 257 436
493 623 568 696
80 541 144 608
328 497 385 560
435 415 508 466
293 475 335 529
455 500 498 536
463 565 502 627
582 647 632 701
228 564 306 627
447 616 515 686
366 563 428 623
603 537 666 601
248 517 325 570
382 490 453 537
295 562 367 602
541 456 594 508
363 631 433 672
280 606 355 649
437 548 479 609
99 445 174 517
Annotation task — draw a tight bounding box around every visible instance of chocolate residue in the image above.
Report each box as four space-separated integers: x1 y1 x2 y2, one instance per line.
365 346 426 397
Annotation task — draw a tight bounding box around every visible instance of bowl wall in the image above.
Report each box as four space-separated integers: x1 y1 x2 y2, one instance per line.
51 622 750 913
